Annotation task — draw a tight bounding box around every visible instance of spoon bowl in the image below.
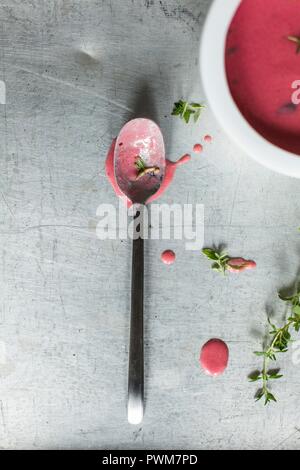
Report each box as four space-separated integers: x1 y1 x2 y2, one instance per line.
114 118 165 204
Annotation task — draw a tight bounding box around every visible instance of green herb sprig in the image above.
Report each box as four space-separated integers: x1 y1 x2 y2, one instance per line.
172 100 205 124
251 291 300 405
202 248 230 275
135 156 147 173
134 156 160 180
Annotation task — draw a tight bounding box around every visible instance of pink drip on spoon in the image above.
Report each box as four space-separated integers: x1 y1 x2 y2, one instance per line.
105 140 190 205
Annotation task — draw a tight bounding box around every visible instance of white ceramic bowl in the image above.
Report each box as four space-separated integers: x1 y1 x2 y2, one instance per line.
200 0 300 178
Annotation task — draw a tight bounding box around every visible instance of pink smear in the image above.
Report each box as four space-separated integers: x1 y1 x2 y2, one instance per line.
204 135 212 143
161 250 176 265
193 143 203 153
105 140 190 205
200 339 229 376
225 0 300 155
227 258 256 273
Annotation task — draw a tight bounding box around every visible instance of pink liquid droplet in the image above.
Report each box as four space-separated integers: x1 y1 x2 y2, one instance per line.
193 143 203 153
200 339 229 376
147 154 191 204
161 249 176 265
204 135 212 143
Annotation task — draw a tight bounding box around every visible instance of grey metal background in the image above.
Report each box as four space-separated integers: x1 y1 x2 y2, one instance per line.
0 0 300 449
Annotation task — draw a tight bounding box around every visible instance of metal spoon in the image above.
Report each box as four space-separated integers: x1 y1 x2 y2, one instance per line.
114 118 165 424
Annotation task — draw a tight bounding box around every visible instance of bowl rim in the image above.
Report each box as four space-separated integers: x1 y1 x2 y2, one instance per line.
200 0 300 178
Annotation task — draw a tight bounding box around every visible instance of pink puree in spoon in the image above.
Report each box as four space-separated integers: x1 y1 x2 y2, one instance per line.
200 339 229 376
105 141 191 205
226 0 300 155
204 135 212 143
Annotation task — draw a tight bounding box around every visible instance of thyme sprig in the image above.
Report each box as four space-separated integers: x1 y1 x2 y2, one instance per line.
202 248 230 274
134 156 160 180
251 291 300 404
172 100 205 124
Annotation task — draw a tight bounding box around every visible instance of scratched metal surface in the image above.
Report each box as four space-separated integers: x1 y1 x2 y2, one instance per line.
0 0 300 450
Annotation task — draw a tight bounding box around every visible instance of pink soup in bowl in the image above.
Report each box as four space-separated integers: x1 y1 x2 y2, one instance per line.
200 0 300 177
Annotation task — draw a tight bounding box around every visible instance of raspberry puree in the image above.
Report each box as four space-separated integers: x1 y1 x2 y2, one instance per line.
200 339 229 376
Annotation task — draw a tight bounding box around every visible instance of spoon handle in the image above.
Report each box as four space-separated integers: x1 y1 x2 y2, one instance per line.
128 207 144 425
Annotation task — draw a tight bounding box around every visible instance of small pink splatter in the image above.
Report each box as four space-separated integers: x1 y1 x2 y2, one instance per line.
204 135 212 143
161 250 176 265
200 339 229 376
193 143 203 153
227 258 256 273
